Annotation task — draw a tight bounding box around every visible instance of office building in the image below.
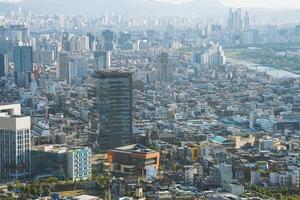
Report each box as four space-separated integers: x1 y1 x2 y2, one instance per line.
32 145 92 181
102 30 114 51
0 104 31 180
0 54 8 77
88 70 133 151
210 163 233 186
251 171 261 185
9 25 29 43
57 52 69 82
0 38 10 54
157 52 174 83
67 147 92 181
13 46 33 87
94 51 111 70
31 145 68 179
107 144 160 176
13 46 33 73
68 58 88 84
61 32 70 51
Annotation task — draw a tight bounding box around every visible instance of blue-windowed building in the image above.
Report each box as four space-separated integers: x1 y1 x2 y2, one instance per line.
67 147 92 181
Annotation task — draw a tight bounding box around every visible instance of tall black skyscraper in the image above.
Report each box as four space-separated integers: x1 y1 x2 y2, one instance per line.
0 54 8 77
88 70 133 151
13 46 33 87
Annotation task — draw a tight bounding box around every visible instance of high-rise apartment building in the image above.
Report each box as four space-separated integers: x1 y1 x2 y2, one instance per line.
228 8 243 31
57 52 69 82
0 104 31 180
88 70 133 151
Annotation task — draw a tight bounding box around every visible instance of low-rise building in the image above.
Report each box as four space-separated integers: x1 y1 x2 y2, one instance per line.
107 144 160 176
67 146 92 181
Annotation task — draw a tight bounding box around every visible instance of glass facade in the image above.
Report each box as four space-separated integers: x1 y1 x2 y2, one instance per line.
88 71 133 151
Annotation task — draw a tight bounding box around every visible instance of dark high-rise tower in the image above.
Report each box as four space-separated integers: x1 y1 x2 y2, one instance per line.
157 52 174 83
13 46 33 73
88 70 133 151
13 46 33 87
57 52 69 83
0 54 8 77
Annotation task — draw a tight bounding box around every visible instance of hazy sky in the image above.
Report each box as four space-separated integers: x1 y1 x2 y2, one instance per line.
160 0 300 8
1 0 300 9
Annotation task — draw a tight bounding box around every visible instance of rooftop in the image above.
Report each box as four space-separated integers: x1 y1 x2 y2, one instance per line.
113 144 157 154
209 136 226 144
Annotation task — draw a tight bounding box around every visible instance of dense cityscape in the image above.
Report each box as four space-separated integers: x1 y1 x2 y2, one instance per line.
0 0 300 200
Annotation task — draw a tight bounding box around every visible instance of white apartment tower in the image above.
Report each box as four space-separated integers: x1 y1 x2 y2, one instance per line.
0 104 31 180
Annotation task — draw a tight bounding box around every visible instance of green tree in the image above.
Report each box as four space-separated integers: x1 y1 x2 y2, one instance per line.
0 189 4 194
277 193 283 200
30 187 37 196
265 190 272 197
43 188 51 196
7 184 14 192
38 185 43 196
15 181 21 190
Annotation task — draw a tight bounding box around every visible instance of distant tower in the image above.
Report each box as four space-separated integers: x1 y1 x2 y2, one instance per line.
94 51 111 70
61 32 70 51
234 8 243 31
0 54 8 77
68 58 88 84
227 8 234 29
102 30 114 51
18 6 22 17
157 52 174 83
57 52 69 82
228 8 243 32
13 46 33 87
244 11 250 31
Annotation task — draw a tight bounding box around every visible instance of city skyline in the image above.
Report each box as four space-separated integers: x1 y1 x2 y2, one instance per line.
1 0 300 9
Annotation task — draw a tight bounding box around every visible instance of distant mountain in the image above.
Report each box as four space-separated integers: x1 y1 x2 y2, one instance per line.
0 0 227 17
0 0 299 22
0 2 18 13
